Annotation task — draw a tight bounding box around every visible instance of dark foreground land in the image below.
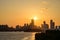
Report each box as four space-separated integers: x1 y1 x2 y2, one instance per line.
35 30 60 40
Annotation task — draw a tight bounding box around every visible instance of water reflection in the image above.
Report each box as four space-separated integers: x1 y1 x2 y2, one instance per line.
0 32 36 40
22 32 36 40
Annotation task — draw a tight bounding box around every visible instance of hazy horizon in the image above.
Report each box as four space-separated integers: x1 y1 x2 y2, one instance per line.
0 0 60 27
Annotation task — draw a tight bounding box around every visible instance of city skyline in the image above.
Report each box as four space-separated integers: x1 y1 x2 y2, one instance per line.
0 19 59 28
0 0 60 27
0 19 60 32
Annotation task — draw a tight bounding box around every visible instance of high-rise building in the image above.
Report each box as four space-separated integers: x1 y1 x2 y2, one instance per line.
30 19 34 27
41 21 49 30
50 20 55 30
29 19 35 29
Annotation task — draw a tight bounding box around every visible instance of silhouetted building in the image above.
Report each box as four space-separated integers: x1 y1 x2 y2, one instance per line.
55 26 58 29
29 19 35 29
22 23 29 31
50 20 55 30
41 21 49 31
9 26 15 31
30 19 34 26
0 24 9 31
59 26 60 29
55 26 60 30
16 25 20 31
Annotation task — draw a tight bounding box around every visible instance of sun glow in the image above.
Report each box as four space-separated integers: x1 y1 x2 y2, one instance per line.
33 16 38 20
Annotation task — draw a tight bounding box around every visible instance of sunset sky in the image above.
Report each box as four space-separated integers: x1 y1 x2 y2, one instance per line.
0 0 60 27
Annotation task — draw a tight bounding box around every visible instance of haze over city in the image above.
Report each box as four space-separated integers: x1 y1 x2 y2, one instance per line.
0 0 60 27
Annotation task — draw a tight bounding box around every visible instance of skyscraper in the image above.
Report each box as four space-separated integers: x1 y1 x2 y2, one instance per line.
50 20 55 30
29 19 35 29
41 21 49 30
30 19 34 26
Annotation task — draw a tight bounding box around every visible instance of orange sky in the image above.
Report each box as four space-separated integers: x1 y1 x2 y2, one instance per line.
0 0 60 27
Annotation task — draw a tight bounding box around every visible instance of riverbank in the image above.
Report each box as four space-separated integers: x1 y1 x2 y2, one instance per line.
35 30 60 40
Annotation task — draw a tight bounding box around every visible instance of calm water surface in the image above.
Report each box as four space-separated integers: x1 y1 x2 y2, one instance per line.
0 32 36 40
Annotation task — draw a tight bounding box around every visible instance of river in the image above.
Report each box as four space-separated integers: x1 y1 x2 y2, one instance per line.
0 32 36 40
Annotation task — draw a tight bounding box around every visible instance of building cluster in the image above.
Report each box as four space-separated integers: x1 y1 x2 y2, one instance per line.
41 21 49 30
0 19 60 32
0 19 40 32
22 19 41 32
41 20 60 31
